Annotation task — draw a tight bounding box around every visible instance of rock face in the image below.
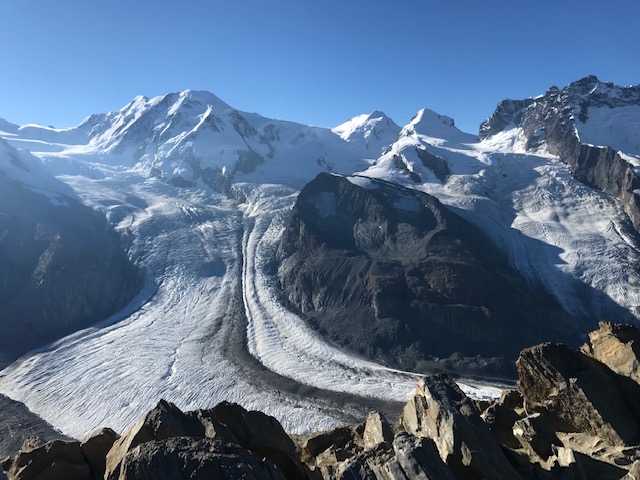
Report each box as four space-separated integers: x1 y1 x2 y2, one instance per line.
1 438 90 480
277 172 580 376
0 162 141 368
118 437 287 480
582 321 640 384
517 342 640 448
399 375 520 479
103 399 313 480
480 75 640 233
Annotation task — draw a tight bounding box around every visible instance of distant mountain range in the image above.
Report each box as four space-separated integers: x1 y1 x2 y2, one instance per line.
1 76 640 443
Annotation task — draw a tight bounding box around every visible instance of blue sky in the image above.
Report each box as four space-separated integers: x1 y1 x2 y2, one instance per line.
1 0 638 133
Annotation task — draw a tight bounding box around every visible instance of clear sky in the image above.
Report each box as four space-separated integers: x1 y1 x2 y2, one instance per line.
1 0 638 134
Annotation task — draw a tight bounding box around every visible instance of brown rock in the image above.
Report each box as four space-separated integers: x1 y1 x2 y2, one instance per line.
3 438 90 480
363 412 393 451
498 389 524 411
622 460 640 479
582 322 640 384
80 427 119 480
512 413 561 461
104 399 205 480
399 375 521 479
118 436 286 480
517 343 640 447
206 401 312 480
392 432 455 480
481 402 522 449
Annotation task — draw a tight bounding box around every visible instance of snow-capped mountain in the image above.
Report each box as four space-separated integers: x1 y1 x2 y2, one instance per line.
1 78 640 443
479 75 640 232
480 75 640 157
9 90 377 190
332 110 401 155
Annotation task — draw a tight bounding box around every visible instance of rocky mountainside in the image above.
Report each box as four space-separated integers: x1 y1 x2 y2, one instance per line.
0 139 141 368
5 322 640 480
277 172 583 377
479 75 640 232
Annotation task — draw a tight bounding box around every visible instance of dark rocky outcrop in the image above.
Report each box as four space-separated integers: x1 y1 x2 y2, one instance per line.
1 437 90 480
118 437 286 480
276 172 581 377
104 399 314 480
80 428 119 480
517 343 640 448
480 76 640 233
0 166 141 368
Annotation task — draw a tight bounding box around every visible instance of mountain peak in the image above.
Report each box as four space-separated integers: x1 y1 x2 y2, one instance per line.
332 111 400 147
367 109 388 120
401 108 475 143
409 108 455 130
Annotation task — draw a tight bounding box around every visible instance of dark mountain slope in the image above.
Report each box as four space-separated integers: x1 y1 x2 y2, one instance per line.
276 173 584 378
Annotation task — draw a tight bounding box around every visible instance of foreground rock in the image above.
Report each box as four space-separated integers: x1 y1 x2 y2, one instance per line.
1 438 90 480
400 375 519 479
517 343 640 449
118 437 286 480
8 323 640 479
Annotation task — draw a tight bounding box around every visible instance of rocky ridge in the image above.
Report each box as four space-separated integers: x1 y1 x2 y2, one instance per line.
479 75 640 232
5 322 640 479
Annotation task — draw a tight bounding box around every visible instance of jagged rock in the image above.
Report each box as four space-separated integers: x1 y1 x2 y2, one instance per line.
499 389 524 411
481 388 526 449
118 436 286 480
621 460 640 479
80 427 119 480
363 412 393 451
296 424 364 468
582 322 640 384
3 438 90 480
307 431 456 480
104 399 205 480
277 172 579 377
399 375 520 479
206 401 312 480
481 402 522 449
517 343 640 448
512 413 561 461
392 432 455 480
